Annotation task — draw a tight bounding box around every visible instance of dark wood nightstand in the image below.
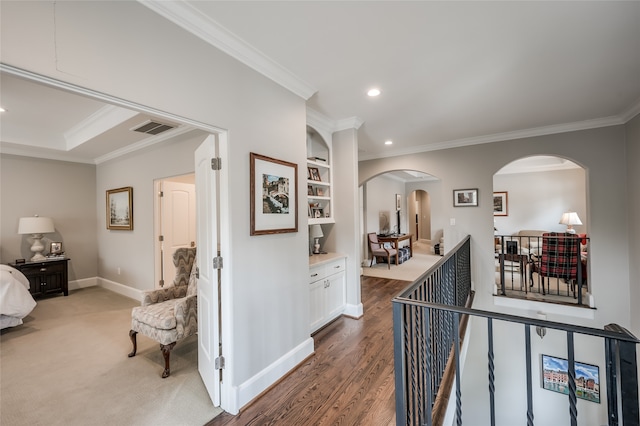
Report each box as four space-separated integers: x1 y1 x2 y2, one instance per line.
9 258 70 298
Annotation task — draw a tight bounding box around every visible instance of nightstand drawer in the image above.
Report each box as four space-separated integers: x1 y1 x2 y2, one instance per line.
19 262 65 276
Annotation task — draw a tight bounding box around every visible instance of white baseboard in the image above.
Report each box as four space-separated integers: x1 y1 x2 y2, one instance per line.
69 277 98 290
97 277 143 301
232 337 314 413
343 302 364 319
68 277 143 302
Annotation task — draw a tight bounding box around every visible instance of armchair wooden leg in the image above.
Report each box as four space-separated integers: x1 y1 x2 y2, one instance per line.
128 330 137 358
160 342 176 378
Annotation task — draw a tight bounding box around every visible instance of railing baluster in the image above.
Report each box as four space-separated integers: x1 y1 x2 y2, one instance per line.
454 312 462 426
604 337 619 426
567 331 577 426
525 325 534 426
488 318 496 426
424 305 433 426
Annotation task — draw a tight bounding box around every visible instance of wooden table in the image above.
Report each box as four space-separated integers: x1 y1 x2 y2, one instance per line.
377 233 413 265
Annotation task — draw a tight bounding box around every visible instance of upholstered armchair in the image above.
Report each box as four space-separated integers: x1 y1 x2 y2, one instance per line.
128 247 197 378
368 232 397 269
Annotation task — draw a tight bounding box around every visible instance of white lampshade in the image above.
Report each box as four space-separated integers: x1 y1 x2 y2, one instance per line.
310 224 324 239
18 216 55 262
18 216 55 234
559 211 582 234
559 212 582 226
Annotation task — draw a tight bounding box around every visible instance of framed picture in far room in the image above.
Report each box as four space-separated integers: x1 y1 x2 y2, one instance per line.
50 242 63 255
453 188 478 207
493 191 508 216
106 186 133 230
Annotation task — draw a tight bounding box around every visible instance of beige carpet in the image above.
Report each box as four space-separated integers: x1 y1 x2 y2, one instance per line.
362 241 442 282
0 286 222 426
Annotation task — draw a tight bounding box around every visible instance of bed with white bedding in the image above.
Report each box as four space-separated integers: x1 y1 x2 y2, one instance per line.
1 264 37 329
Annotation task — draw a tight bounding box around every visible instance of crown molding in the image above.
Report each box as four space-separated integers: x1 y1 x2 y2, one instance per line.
138 0 317 100
335 116 364 132
358 114 626 161
307 108 364 134
0 142 96 164
64 105 139 150
94 125 194 165
620 98 640 123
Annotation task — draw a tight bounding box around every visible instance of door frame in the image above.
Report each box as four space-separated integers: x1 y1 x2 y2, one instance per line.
1 65 233 412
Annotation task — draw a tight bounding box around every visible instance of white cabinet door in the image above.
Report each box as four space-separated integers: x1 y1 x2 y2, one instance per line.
325 271 346 320
309 279 325 333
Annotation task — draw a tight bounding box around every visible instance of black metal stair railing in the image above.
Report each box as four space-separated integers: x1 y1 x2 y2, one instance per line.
393 235 639 426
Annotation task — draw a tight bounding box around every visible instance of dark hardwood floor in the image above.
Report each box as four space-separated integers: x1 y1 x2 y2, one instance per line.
206 276 409 426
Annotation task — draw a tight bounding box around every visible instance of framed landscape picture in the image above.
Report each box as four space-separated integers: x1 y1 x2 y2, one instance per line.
250 152 298 235
106 186 133 230
493 191 508 216
541 354 600 403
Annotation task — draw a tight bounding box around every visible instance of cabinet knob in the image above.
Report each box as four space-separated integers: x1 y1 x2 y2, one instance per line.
40 268 47 272
311 273 318 277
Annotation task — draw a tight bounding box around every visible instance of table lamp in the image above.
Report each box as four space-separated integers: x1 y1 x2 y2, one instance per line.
559 211 582 234
18 215 55 261
310 224 324 254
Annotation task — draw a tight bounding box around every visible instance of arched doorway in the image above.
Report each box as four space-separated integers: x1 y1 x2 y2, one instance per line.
360 170 441 280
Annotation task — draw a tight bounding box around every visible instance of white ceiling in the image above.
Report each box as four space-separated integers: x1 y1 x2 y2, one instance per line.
1 1 639 166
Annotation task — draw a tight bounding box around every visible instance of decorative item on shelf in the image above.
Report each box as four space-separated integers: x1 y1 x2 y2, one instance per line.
559 211 582 234
308 167 321 181
310 224 324 254
18 215 55 262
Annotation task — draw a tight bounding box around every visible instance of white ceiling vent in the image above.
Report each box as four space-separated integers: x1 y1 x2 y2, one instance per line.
131 120 175 135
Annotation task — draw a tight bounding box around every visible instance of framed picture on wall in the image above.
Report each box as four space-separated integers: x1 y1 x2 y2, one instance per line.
106 186 133 230
493 191 508 216
396 193 402 211
541 354 600 403
453 188 478 207
250 152 298 235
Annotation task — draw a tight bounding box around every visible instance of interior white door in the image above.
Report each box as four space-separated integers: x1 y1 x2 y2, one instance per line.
195 135 220 406
160 180 196 287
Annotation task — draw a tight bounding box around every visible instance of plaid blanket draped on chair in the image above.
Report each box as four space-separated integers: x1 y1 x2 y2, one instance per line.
539 232 581 280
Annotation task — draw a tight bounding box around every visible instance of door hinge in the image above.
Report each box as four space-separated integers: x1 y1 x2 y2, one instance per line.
195 266 200 279
211 157 222 171
215 356 225 370
159 279 165 287
159 191 164 197
213 256 223 269
159 235 164 242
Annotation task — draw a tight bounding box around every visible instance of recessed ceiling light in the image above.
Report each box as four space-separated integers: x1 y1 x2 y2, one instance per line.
367 88 381 97
385 140 393 145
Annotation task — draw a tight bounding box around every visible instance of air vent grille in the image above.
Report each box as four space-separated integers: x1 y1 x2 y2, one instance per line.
132 121 175 135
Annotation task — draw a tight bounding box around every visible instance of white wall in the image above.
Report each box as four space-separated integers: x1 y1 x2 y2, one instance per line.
0 155 97 280
1 1 311 413
364 175 405 235
360 126 631 325
493 167 586 236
